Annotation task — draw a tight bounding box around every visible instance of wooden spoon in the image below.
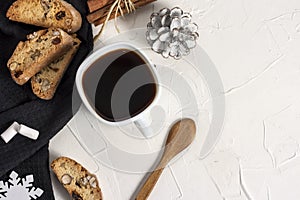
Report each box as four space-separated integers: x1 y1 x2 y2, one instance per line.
136 118 196 200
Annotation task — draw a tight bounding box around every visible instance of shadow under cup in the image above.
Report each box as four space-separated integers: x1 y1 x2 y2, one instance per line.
81 46 159 124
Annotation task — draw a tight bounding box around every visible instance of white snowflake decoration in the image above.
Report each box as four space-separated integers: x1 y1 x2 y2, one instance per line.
0 171 44 200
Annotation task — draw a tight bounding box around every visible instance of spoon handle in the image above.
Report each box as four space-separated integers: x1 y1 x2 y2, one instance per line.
135 167 164 200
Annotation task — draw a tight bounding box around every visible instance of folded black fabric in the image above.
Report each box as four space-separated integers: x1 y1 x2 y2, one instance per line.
0 144 55 200
0 0 93 179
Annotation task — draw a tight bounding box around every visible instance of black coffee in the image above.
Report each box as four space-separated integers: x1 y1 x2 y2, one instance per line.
86 49 156 122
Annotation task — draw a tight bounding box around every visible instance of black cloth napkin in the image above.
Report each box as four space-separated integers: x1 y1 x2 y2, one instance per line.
0 0 93 198
0 144 55 200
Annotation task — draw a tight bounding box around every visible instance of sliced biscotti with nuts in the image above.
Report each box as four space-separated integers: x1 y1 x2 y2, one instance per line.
6 0 82 33
7 28 73 85
31 36 81 100
51 157 103 200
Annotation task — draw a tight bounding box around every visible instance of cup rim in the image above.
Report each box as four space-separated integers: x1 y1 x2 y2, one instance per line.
75 41 160 126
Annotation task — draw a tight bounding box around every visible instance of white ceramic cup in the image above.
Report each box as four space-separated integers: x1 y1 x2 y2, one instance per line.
76 42 160 138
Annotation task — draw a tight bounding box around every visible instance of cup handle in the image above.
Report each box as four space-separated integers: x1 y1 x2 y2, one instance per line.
134 111 154 138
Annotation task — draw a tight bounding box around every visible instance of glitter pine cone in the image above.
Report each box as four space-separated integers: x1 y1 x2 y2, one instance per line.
146 7 199 59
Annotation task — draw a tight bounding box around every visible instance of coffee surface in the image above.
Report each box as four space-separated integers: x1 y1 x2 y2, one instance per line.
91 49 156 122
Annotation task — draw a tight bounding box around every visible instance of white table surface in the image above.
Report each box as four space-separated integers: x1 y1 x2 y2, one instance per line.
49 0 300 199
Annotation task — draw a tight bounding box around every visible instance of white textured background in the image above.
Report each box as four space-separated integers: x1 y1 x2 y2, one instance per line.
50 0 300 199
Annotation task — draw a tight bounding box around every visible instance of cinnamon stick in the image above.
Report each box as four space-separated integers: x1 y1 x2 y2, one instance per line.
87 0 115 13
88 0 156 25
87 2 112 23
87 0 141 23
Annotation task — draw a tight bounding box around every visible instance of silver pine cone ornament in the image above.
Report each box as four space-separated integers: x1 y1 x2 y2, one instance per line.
146 7 199 59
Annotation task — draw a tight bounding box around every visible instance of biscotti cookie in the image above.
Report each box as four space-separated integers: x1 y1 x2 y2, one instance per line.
6 0 82 33
51 157 103 200
7 28 73 85
31 36 81 100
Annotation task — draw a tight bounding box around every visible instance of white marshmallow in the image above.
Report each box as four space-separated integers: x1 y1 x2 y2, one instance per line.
1 122 20 143
18 124 39 140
